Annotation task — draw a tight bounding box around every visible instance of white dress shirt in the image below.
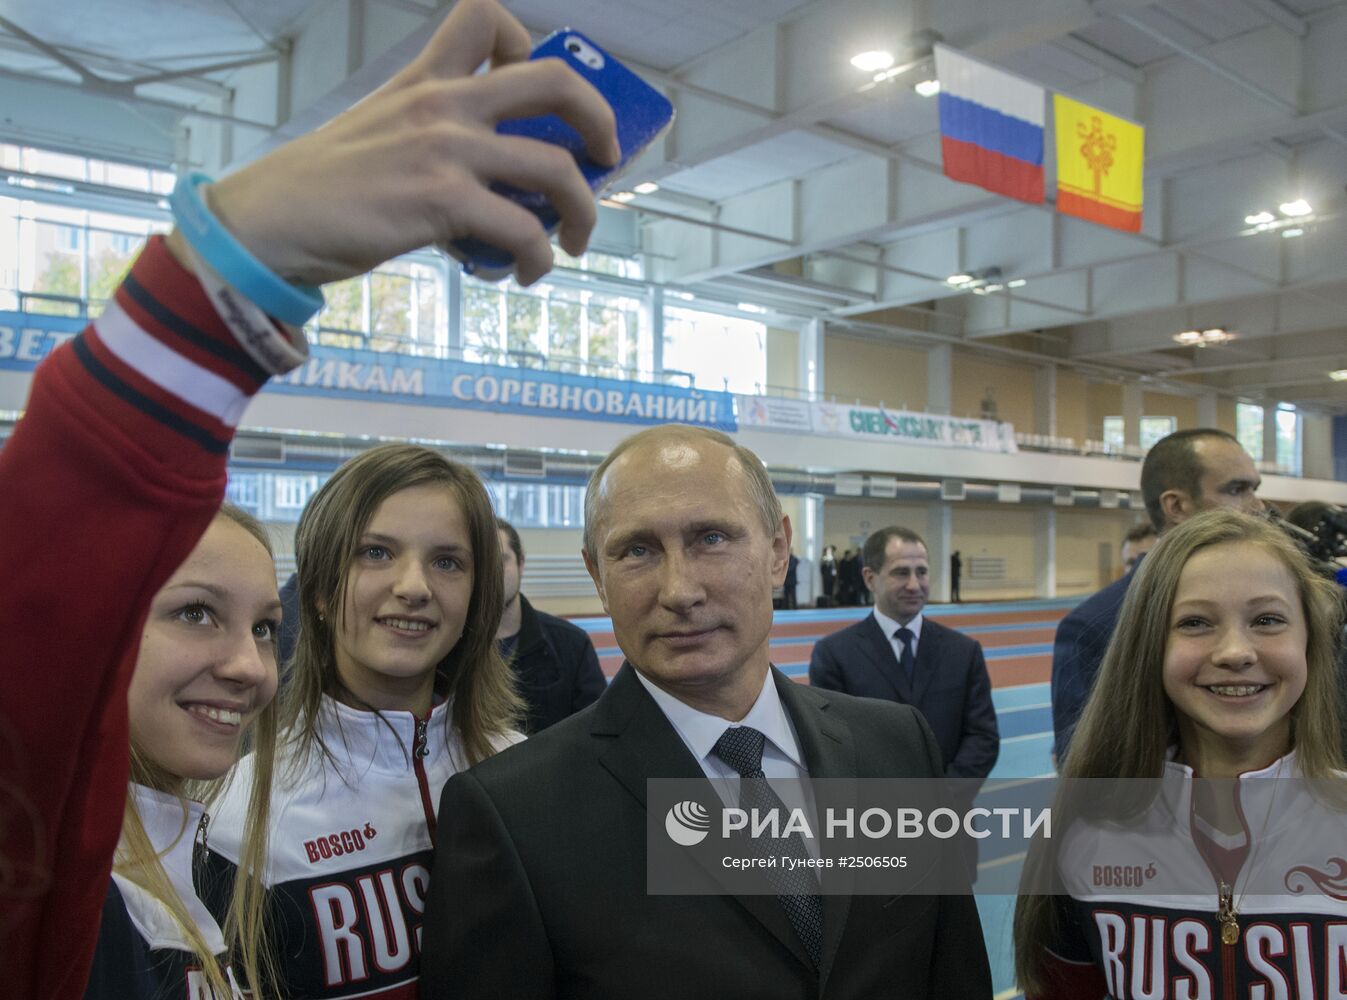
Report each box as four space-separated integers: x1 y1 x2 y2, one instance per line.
872 606 924 668
635 668 818 851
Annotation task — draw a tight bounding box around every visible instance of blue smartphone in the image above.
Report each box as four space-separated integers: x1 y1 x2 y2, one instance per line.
444 29 675 281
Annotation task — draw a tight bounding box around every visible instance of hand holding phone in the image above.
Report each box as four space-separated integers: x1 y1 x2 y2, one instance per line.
203 0 624 290
444 30 675 282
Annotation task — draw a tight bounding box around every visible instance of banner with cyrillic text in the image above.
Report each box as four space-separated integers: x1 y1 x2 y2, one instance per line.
735 394 813 433
0 311 737 432
811 402 1017 453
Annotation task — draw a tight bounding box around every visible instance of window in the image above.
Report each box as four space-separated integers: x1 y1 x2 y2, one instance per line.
226 472 262 515
1275 404 1301 476
275 474 322 511
485 482 586 528
1236 403 1264 461
314 258 447 354
226 471 329 522
662 305 766 395
1141 417 1175 450
1102 415 1175 451
461 272 648 377
3 193 164 315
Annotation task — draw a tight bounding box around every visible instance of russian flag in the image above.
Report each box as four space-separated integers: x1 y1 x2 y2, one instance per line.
935 45 1045 204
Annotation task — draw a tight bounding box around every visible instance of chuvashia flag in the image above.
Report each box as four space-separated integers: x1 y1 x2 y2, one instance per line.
935 45 1045 204
1053 94 1144 232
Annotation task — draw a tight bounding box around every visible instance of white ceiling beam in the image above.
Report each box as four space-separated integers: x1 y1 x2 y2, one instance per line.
0 65 273 130
0 37 237 98
1179 349 1347 377
1110 10 1298 116
1236 0 1308 37
1053 34 1144 85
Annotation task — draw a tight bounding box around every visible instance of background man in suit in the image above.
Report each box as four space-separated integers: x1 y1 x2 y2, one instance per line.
1119 521 1157 575
808 528 999 784
1050 428 1263 762
496 518 607 733
422 425 992 999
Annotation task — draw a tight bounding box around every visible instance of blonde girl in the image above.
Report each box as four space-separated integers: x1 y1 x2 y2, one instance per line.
1014 509 1345 999
84 504 281 999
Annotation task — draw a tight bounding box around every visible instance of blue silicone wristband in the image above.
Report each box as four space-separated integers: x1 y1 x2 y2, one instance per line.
170 171 324 326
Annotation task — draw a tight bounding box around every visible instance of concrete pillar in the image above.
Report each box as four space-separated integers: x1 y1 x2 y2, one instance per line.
650 286 665 374
800 318 823 399
799 494 823 606
1334 414 1347 481
1197 390 1218 428
927 503 952 604
1122 384 1144 448
926 344 952 415
446 264 462 351
1034 365 1057 436
1035 507 1056 599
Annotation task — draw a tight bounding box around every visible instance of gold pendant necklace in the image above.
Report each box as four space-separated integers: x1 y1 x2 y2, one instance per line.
1217 881 1239 945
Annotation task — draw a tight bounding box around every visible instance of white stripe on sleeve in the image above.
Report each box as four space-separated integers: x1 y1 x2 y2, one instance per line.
93 300 249 428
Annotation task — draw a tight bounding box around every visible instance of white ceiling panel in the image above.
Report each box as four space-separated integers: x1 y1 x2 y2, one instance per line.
2 0 1346 413
825 92 935 147
659 129 860 201
505 0 817 71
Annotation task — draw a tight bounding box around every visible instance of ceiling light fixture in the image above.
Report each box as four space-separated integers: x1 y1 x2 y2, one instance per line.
1281 227 1304 238
947 267 1004 293
1007 278 1027 288
1244 211 1275 226
914 79 941 97
851 50 895 72
608 191 636 203
1279 198 1312 217
1174 328 1234 347
633 181 660 195
1329 369 1347 381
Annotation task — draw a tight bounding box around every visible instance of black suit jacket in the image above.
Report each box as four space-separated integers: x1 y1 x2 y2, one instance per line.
1049 570 1136 761
507 594 607 734
808 616 999 782
421 665 993 999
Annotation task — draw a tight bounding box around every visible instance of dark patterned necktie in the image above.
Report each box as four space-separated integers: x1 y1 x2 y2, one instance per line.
712 725 824 966
895 626 916 685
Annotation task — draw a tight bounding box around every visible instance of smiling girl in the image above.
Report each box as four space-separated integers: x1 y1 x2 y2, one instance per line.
204 445 522 998
84 505 281 999
1014 509 1346 999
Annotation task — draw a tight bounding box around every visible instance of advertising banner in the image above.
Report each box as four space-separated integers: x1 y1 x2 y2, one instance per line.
734 394 813 433
0 310 737 432
811 402 1016 454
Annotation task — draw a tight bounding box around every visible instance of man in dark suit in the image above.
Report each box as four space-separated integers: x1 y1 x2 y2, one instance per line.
808 528 999 784
421 425 992 999
1050 428 1264 762
495 518 607 733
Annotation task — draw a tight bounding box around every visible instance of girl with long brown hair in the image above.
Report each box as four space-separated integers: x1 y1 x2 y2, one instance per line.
1014 509 1346 998
204 445 522 998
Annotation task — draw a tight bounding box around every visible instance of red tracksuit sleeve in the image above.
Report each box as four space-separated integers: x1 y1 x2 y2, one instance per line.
0 236 278 1000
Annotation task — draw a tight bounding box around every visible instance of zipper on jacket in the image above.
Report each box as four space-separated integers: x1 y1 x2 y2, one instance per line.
411 711 438 839
1217 880 1237 1000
